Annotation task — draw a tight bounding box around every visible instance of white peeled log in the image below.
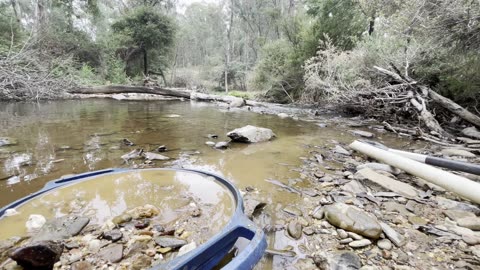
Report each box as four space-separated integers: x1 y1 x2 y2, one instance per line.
349 140 480 204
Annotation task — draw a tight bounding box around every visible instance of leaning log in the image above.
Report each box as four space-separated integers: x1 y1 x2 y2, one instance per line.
427 89 480 128
70 85 191 99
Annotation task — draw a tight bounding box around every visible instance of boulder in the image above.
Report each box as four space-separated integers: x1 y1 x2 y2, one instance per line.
229 97 246 108
324 203 382 239
9 241 64 269
227 125 276 143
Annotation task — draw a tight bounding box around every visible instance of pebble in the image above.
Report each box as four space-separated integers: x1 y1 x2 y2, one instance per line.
177 242 197 257
71 261 93 270
380 222 406 247
287 220 303 240
205 141 215 146
408 216 428 226
339 238 353 244
134 219 150 229
349 239 372 248
154 236 187 248
103 230 123 242
214 141 229 149
347 232 363 240
98 244 123 263
337 229 348 239
457 217 480 231
377 239 392 250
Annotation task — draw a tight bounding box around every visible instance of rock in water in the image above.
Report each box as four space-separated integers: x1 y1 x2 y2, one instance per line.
278 113 289 118
227 125 276 143
26 214 47 233
350 130 375 138
0 137 17 147
9 241 64 269
314 251 362 270
143 152 170 161
229 97 245 108
214 141 229 149
32 216 90 242
324 203 382 239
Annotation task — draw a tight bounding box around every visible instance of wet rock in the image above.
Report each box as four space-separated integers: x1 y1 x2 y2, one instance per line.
98 243 123 263
314 251 362 270
457 217 480 231
243 197 266 218
324 203 382 239
380 222 406 247
71 261 93 270
350 130 375 138
283 206 303 216
349 239 372 248
152 225 165 233
112 214 132 225
334 145 351 156
121 148 144 161
278 113 289 118
227 125 276 143
154 236 187 248
377 239 392 250
156 145 167 152
32 216 89 242
9 241 63 269
143 152 170 161
205 141 216 146
357 163 401 175
127 205 159 219
177 242 197 257
462 127 480 139
287 220 303 239
122 138 135 146
134 219 150 229
103 230 123 242
4 209 19 217
214 141 229 149
25 214 47 233
130 254 152 270
0 137 17 147
441 148 475 158
229 97 245 108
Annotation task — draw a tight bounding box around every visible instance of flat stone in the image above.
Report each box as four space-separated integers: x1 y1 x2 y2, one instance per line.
358 168 419 197
287 220 303 239
143 152 170 161
347 232 363 240
103 230 122 242
334 145 351 156
349 239 372 248
377 239 392 250
98 244 123 263
227 125 276 143
283 206 303 216
380 222 406 247
436 197 480 215
313 251 361 270
408 216 428 226
441 148 476 158
324 203 382 239
177 242 197 257
350 130 375 138
357 163 401 175
457 217 480 231
154 236 187 249
214 141 229 149
341 180 367 194
32 216 90 242
312 207 324 220
339 238 353 244
9 241 64 269
444 210 476 222
112 214 132 225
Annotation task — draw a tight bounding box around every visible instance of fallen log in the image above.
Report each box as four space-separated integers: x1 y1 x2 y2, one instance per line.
428 89 480 128
350 140 480 204
70 85 191 99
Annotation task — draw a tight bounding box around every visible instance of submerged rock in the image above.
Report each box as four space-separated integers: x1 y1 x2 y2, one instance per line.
214 141 229 149
9 241 64 269
143 152 170 161
32 216 90 242
227 125 276 143
0 137 17 147
26 215 47 233
324 203 382 239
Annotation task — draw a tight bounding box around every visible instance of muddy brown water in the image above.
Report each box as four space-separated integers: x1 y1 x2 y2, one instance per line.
0 100 415 268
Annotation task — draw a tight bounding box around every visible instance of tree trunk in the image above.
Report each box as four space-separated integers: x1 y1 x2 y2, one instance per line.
368 17 375 35
70 85 191 98
428 89 480 128
143 47 148 76
10 0 20 23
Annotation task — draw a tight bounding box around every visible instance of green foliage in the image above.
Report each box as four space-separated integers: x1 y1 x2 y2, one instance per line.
306 0 367 50
105 54 129 84
0 4 22 53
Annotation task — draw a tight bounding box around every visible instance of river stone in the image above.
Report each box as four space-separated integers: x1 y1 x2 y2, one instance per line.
98 244 123 263
177 242 197 257
457 217 480 231
131 254 152 270
408 216 428 226
103 230 122 242
312 207 324 220
324 203 382 239
214 141 229 149
341 180 367 194
0 137 17 147
350 130 375 138
444 210 476 221
357 163 401 175
229 97 245 108
71 261 93 270
349 239 372 248
143 152 170 161
278 113 289 118
205 141 216 146
377 239 393 250
462 127 480 139
32 216 90 242
287 220 303 239
314 251 362 270
26 214 47 233
9 241 64 269
334 145 351 156
283 206 303 216
441 148 476 158
380 222 406 247
227 125 276 143
154 236 187 248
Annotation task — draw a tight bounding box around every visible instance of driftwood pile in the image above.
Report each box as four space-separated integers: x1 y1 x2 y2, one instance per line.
347 64 480 151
